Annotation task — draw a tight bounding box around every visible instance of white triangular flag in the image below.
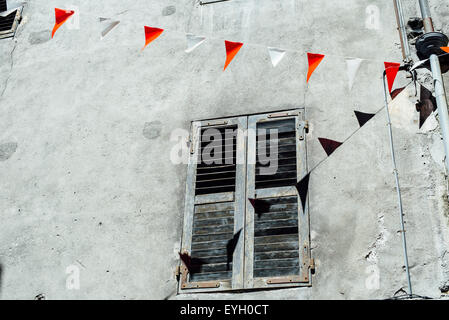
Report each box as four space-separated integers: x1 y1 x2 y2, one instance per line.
185 33 206 53
410 59 428 71
100 20 120 39
346 58 363 90
268 47 286 67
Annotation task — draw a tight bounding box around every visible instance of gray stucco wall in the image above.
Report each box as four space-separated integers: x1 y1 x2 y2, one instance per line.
0 0 449 299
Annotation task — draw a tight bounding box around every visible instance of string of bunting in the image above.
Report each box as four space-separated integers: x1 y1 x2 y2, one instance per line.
46 8 446 214
22 7 445 275
44 8 449 85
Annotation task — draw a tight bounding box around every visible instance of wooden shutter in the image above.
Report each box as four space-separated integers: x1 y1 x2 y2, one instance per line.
0 7 22 39
244 110 311 289
179 117 247 293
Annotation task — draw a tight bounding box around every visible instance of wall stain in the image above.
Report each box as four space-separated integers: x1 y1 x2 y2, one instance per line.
0 142 18 161
28 31 51 45
143 121 162 140
162 6 176 16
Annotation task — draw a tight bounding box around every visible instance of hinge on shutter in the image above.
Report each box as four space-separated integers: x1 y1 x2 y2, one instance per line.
300 243 313 283
174 265 181 280
267 111 299 118
298 120 308 140
177 256 222 290
189 130 199 154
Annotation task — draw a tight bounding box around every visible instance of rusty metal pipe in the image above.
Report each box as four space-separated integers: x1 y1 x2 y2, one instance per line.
419 0 435 32
393 0 412 62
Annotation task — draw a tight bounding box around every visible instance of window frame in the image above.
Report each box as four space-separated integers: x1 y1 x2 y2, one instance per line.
178 109 312 293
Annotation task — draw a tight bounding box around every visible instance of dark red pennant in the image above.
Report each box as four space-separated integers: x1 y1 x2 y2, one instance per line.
416 85 437 129
390 87 405 100
295 174 310 212
318 138 343 156
248 198 271 215
178 252 205 275
226 229 242 271
354 111 375 128
248 198 256 208
178 252 192 271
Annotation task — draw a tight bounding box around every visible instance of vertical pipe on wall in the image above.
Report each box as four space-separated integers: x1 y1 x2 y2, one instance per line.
382 73 413 298
418 0 449 172
418 0 434 32
393 0 412 62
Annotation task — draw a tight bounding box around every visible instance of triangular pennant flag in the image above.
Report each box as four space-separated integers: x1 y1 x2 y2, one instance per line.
142 26 164 51
318 137 343 156
226 229 242 271
248 198 272 218
346 58 363 90
51 8 75 38
354 110 375 128
178 252 204 275
441 47 449 53
390 87 406 100
306 53 325 82
268 47 286 67
224 40 243 71
101 20 120 39
185 33 206 53
410 59 428 71
384 62 401 93
295 174 310 212
416 85 437 129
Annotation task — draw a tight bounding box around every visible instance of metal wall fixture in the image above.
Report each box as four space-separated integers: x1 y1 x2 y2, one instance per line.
417 0 449 173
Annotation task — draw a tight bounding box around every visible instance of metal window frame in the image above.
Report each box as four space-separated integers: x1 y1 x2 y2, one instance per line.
178 109 311 293
0 7 22 40
244 110 311 289
179 116 247 293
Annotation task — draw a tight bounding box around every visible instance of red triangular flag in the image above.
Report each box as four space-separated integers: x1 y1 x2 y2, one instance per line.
142 26 164 51
307 53 325 82
51 8 75 38
441 47 449 53
224 40 243 71
318 138 343 157
384 62 401 93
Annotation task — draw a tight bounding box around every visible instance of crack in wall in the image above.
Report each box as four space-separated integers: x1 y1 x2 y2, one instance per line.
0 39 18 99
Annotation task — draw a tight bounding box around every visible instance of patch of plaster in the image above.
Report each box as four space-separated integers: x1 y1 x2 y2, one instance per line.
162 6 176 16
28 30 51 45
365 214 389 264
143 121 162 140
0 142 18 161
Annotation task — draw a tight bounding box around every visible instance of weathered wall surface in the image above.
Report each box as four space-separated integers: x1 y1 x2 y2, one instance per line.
0 0 448 299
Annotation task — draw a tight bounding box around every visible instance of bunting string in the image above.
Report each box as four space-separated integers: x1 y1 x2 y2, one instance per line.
0 5 418 63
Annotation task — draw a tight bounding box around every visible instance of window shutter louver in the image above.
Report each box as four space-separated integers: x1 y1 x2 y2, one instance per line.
180 117 247 292
245 111 311 289
0 0 6 12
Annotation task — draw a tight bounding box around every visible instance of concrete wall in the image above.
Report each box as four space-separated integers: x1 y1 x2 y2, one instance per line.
0 0 448 299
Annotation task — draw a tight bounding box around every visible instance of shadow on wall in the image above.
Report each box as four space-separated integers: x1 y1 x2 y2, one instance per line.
0 263 3 296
